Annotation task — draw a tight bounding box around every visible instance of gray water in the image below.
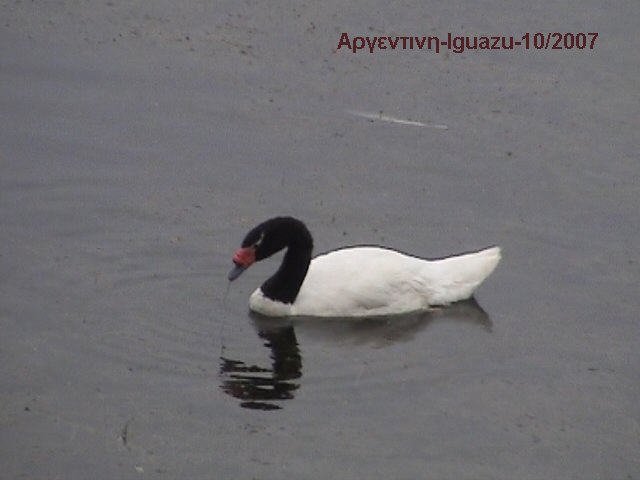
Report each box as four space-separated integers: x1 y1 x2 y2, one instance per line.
1 2 639 479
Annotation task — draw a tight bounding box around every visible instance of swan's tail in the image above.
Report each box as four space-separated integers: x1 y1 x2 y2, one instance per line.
424 246 501 305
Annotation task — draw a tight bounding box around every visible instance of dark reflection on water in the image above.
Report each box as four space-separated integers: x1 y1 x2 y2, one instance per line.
219 299 492 411
219 324 302 411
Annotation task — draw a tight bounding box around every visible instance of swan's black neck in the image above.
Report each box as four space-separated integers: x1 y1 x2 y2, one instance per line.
260 219 313 304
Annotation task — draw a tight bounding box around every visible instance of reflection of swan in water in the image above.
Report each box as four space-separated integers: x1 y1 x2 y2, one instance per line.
219 299 492 410
292 297 492 348
219 323 301 411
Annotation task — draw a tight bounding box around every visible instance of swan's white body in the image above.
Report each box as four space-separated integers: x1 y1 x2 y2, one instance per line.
249 246 501 317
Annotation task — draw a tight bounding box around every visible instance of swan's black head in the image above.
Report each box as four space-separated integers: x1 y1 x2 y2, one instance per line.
228 217 313 281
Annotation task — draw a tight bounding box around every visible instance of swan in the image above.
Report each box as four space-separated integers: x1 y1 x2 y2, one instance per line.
228 217 501 317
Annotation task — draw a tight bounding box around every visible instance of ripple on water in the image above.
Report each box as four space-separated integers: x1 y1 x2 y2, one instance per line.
85 272 233 382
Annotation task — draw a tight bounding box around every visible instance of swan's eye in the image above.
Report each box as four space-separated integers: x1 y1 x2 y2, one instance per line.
253 231 265 248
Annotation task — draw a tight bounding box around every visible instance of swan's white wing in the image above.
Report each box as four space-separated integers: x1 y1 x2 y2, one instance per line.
419 246 501 305
292 247 433 317
250 246 501 317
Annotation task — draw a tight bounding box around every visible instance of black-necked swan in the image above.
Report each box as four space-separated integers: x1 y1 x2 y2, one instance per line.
228 217 501 317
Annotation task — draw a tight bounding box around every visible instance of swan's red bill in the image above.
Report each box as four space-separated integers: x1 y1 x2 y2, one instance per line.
228 247 256 281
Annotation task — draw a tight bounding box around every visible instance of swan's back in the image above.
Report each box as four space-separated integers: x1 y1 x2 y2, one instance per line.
273 246 501 317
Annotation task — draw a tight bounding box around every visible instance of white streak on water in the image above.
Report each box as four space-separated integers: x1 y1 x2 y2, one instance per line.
346 110 449 129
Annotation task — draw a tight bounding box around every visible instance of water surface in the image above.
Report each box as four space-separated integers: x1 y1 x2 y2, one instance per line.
1 2 639 479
